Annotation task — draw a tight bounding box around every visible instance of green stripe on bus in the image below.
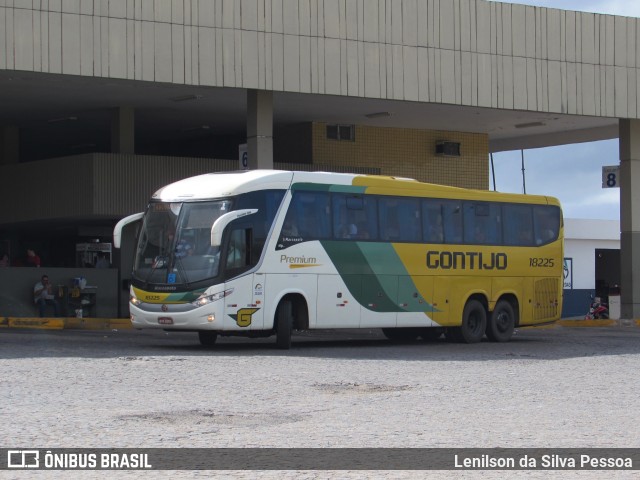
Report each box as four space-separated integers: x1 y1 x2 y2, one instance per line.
321 241 438 313
168 291 204 302
358 243 438 313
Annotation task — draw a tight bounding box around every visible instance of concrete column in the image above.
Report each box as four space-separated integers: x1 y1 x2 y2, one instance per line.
0 126 19 164
246 90 274 169
619 119 640 319
110 106 135 154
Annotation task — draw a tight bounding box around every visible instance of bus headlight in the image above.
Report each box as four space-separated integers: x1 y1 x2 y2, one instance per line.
130 295 142 306
192 288 234 307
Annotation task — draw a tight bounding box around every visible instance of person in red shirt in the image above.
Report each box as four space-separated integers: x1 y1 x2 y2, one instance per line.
25 249 41 268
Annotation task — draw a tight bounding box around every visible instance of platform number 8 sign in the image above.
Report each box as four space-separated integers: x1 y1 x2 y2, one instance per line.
602 165 620 188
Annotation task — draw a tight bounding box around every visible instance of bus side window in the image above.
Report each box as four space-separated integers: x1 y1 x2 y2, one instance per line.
442 201 463 244
378 198 399 241
464 202 501 245
503 204 534 246
379 197 420 242
333 195 358 239
422 199 444 243
332 194 377 240
533 205 560 245
280 191 331 244
227 228 250 270
358 196 378 240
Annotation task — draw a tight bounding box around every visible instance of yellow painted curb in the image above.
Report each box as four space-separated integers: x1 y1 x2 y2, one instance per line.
1 317 132 330
108 319 133 329
557 318 640 328
558 318 617 328
6 317 65 329
62 318 132 330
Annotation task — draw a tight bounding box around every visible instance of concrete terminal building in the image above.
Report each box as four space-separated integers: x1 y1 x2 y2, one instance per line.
0 0 637 318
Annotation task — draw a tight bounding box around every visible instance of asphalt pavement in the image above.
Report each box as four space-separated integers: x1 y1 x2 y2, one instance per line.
1 326 639 479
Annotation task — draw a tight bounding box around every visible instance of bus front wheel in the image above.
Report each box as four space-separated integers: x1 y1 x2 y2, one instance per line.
198 331 218 347
486 300 515 342
275 300 293 350
459 299 487 343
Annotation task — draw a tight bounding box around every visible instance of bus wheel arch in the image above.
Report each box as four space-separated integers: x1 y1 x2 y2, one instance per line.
274 293 309 350
487 295 518 342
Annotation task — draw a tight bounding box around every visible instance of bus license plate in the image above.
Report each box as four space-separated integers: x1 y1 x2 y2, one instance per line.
158 317 173 325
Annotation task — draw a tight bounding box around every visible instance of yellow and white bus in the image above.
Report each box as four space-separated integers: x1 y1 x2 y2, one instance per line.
114 170 563 348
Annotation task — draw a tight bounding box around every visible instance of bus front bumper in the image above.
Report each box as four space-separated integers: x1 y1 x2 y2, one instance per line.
129 303 223 330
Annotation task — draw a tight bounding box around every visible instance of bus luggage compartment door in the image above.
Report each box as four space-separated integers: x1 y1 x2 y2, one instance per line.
360 274 398 328
317 275 360 328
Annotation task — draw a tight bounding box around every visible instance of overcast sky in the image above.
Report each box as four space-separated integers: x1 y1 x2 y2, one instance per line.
488 0 636 220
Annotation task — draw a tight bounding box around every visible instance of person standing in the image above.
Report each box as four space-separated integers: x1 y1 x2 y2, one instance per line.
95 252 110 268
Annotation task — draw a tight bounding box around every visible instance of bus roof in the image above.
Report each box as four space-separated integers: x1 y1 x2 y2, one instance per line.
151 169 560 207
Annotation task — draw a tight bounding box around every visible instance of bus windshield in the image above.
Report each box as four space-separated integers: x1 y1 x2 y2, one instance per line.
133 200 232 285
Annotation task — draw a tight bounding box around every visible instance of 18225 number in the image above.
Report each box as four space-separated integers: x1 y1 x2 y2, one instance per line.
530 257 554 267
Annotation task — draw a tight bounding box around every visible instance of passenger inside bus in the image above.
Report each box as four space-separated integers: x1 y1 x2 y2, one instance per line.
336 211 358 239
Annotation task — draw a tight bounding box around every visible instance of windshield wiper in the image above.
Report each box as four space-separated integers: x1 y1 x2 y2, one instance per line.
171 254 191 286
142 254 169 286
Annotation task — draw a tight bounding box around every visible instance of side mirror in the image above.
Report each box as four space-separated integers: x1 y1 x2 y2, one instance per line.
113 212 144 248
210 209 258 247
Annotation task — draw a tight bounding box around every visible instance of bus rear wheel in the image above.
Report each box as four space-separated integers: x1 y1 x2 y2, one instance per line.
198 331 218 347
486 300 515 342
459 299 487 343
275 300 293 350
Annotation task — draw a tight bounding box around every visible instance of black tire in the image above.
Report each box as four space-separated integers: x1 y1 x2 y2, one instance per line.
275 300 293 350
198 331 218 347
486 300 515 342
459 299 487 343
382 328 420 342
419 328 444 342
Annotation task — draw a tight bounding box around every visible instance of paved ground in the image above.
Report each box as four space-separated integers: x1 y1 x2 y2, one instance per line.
1 326 639 479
